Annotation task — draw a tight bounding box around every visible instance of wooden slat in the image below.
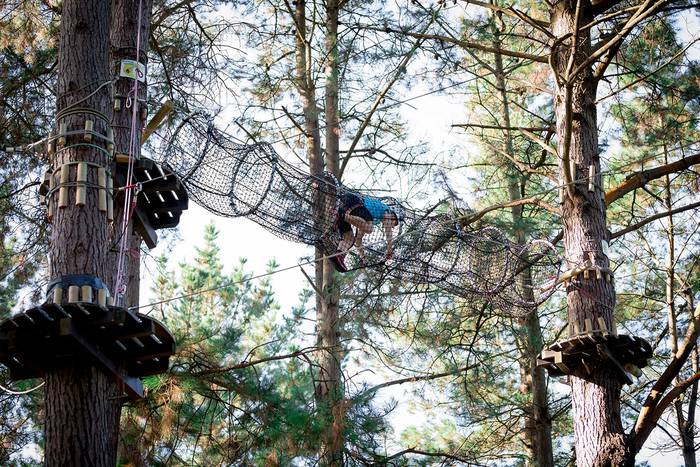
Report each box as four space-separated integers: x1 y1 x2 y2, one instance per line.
0 303 175 400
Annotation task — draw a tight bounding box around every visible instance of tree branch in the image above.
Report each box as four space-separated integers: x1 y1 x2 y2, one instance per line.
459 197 561 227
596 39 697 103
0 180 41 201
633 301 700 451
634 370 700 452
352 362 479 402
452 123 554 132
371 446 489 466
481 139 558 184
461 0 550 29
192 346 325 375
605 153 700 206
610 201 700 239
362 25 548 63
339 15 436 177
572 0 670 79
521 128 558 157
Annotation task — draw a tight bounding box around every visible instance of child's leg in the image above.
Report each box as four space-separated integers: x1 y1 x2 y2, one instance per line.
344 214 372 262
344 213 373 235
353 229 368 262
338 230 354 253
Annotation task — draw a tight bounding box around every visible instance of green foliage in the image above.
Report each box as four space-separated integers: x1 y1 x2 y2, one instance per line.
119 223 323 465
117 224 389 465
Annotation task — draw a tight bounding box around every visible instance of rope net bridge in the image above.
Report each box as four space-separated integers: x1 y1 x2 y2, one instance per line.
149 115 562 311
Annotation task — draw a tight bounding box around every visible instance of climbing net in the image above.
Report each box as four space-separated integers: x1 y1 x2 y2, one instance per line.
149 114 561 311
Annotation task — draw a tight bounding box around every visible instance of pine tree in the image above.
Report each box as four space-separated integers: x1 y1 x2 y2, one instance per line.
119 223 325 465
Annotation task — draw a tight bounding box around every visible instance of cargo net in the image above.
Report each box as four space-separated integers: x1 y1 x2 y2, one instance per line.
150 115 561 310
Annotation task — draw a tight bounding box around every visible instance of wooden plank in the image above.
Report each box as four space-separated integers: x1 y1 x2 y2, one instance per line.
122 346 175 362
25 308 54 327
139 195 188 213
148 212 181 229
0 305 175 396
76 162 88 206
553 351 570 374
133 208 158 249
597 317 608 333
573 320 581 336
98 167 107 212
100 320 154 340
48 303 71 319
139 176 180 192
68 286 80 303
58 165 69 208
127 358 170 377
53 287 63 304
61 319 144 400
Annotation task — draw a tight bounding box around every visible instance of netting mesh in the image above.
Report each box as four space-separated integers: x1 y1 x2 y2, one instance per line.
151 115 561 310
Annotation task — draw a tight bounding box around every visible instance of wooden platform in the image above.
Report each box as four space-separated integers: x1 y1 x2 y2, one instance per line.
0 302 176 400
537 332 652 384
115 157 189 248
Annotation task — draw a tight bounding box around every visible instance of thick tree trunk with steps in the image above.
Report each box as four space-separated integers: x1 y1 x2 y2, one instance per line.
550 2 632 466
45 0 121 465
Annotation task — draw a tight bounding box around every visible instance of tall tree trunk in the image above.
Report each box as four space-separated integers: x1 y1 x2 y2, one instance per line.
660 147 698 467
550 3 631 466
109 0 152 308
110 0 153 464
45 0 121 465
292 1 342 465
491 11 553 465
681 290 698 467
320 0 344 464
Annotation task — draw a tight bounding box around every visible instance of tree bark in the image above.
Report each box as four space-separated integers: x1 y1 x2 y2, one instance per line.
292 1 343 465
45 366 122 467
45 0 121 465
108 0 152 308
680 290 698 467
109 0 153 464
550 2 632 466
490 18 554 465
320 0 344 464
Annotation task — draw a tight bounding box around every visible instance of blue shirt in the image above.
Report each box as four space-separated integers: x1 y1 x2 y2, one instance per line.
363 197 390 224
